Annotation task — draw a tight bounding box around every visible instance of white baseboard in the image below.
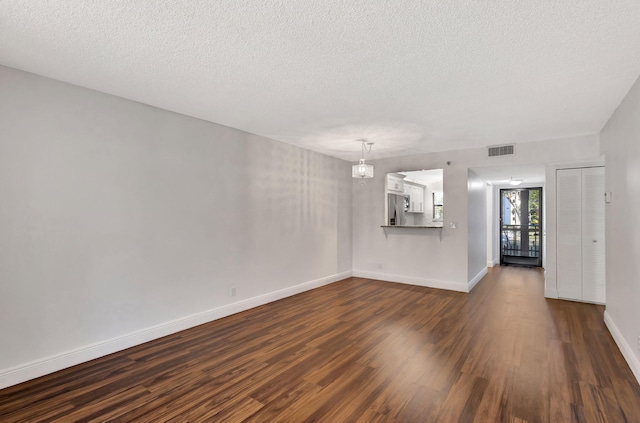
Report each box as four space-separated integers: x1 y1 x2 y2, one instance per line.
544 289 559 299
352 270 468 293
0 270 352 390
604 311 640 385
468 267 488 292
486 259 498 267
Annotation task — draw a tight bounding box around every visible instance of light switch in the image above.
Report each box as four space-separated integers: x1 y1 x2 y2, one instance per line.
605 192 612 203
450 222 457 229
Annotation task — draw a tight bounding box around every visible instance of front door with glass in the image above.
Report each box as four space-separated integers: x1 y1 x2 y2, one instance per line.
500 188 543 267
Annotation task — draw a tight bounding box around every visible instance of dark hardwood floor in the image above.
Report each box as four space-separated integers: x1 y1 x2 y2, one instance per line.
1 266 639 422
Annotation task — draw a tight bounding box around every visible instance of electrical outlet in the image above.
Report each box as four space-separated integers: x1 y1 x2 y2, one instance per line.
229 286 236 297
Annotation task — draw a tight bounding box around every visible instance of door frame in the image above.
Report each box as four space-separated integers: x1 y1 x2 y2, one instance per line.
499 187 544 267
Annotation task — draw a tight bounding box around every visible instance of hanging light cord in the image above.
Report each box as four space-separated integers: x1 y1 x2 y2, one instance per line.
359 140 373 163
361 140 372 158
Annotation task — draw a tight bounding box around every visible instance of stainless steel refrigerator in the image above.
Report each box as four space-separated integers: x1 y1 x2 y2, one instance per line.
387 193 406 226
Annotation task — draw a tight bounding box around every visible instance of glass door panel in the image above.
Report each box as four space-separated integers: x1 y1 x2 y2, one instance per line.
500 187 542 267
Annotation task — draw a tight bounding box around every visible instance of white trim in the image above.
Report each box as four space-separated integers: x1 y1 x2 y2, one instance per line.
544 289 559 299
486 259 498 267
352 270 468 293
0 271 351 390
604 311 640 385
468 267 488 292
557 296 605 306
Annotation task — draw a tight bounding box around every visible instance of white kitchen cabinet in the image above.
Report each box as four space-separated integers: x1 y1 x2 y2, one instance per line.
404 182 425 213
556 167 605 303
387 174 405 194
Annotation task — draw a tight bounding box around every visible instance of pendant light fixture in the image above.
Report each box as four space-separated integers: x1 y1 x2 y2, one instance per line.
352 139 374 184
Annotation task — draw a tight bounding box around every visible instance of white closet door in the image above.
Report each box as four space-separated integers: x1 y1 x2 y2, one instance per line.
581 167 606 303
556 169 583 300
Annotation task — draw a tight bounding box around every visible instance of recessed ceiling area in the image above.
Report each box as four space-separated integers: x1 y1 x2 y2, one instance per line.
399 169 444 185
471 164 546 186
2 1 640 161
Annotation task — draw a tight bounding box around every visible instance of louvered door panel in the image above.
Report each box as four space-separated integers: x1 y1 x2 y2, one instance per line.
556 169 583 300
581 167 606 303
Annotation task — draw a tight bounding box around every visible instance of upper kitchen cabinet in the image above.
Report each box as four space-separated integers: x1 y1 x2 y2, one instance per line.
386 173 405 194
404 182 425 213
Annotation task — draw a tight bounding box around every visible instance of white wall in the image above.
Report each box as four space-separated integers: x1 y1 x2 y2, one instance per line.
600 73 640 383
467 170 487 288
0 66 352 387
486 184 495 266
352 135 601 292
352 155 470 292
491 185 501 263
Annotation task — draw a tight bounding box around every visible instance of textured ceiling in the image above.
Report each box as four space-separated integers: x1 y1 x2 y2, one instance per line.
2 1 640 161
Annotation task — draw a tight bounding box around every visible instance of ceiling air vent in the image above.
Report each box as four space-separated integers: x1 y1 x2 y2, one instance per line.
487 144 515 157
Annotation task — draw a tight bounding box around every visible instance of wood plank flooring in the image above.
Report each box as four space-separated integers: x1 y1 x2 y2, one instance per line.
1 266 639 422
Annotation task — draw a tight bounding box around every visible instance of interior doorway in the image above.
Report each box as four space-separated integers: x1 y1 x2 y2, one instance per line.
500 187 543 267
